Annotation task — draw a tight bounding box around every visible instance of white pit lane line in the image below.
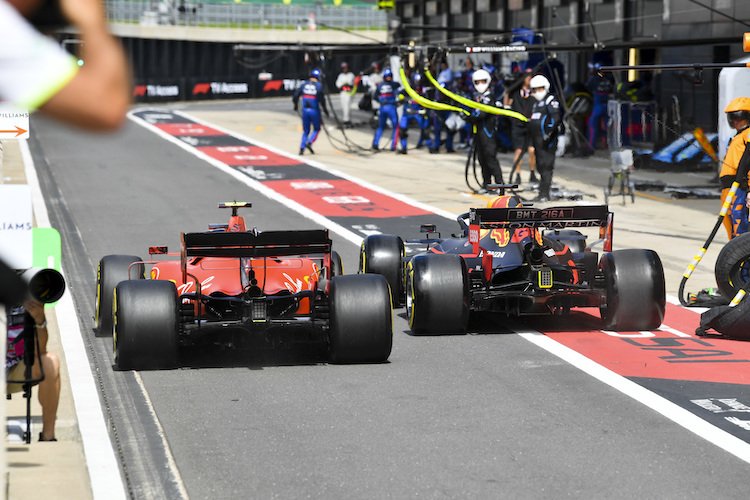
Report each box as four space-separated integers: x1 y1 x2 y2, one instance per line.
127 109 750 466
20 140 128 500
519 329 750 464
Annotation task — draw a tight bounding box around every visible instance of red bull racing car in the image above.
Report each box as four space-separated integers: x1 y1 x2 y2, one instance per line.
359 193 665 334
96 202 392 370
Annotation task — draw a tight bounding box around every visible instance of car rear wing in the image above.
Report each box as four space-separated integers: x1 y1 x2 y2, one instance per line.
180 229 332 285
469 205 613 254
182 230 332 258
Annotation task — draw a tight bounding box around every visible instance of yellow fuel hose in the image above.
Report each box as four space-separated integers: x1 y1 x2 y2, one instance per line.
421 63 528 122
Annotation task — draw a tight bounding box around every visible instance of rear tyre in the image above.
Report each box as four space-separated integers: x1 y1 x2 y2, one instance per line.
359 234 404 306
715 232 750 300
95 255 143 336
599 249 665 331
114 280 179 370
331 251 343 277
407 254 469 335
329 274 392 364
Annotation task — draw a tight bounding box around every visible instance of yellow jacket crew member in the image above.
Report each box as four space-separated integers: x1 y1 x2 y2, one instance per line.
720 97 750 239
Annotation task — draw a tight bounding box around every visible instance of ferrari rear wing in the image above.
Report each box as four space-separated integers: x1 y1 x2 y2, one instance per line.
180 229 332 291
469 205 613 254
182 230 332 258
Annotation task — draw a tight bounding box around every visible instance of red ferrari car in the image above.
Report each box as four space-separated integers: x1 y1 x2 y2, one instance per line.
96 202 392 370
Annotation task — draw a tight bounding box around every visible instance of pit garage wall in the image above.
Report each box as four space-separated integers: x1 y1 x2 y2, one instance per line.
120 37 376 103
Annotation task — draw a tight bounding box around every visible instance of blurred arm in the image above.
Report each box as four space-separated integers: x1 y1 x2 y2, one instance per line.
38 0 132 130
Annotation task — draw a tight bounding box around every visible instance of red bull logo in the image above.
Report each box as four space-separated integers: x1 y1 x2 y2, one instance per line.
490 228 510 247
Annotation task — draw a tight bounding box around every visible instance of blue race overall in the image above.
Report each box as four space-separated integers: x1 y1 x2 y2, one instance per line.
293 75 328 154
373 75 401 150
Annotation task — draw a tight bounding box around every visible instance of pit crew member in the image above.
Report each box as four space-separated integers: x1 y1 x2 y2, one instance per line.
293 68 329 155
372 68 401 151
528 74 562 202
396 73 431 154
465 69 504 189
335 62 355 126
721 96 750 239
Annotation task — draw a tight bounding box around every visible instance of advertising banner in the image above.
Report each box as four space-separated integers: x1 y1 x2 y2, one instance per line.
0 185 32 269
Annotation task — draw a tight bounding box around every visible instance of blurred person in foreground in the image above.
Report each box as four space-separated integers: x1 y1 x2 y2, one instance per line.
1 0 131 130
1 0 130 440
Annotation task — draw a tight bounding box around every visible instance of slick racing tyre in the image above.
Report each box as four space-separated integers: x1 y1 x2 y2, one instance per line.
329 274 392 364
360 234 404 306
331 251 344 277
114 280 179 370
599 249 665 331
407 254 469 335
95 255 143 337
715 232 750 301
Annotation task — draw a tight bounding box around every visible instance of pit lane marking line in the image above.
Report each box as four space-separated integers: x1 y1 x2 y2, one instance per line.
519 328 750 465
132 108 459 222
20 140 128 500
129 108 456 243
130 108 750 464
128 108 363 246
132 371 190 500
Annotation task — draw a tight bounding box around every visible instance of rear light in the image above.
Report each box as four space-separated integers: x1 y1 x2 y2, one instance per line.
251 300 267 322
536 268 553 289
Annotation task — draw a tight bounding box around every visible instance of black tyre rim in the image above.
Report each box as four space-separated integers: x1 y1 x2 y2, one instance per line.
729 257 750 291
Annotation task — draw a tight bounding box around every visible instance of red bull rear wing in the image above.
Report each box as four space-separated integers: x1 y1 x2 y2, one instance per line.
469 205 613 254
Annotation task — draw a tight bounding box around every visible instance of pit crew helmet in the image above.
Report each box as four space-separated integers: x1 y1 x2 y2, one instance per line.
725 97 750 127
311 68 322 79
472 69 492 94
530 74 550 101
383 68 393 80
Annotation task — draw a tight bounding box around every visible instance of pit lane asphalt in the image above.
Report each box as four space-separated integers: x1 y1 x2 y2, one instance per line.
26 98 748 499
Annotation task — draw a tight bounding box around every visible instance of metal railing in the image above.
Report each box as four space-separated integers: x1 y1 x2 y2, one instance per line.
105 0 387 31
